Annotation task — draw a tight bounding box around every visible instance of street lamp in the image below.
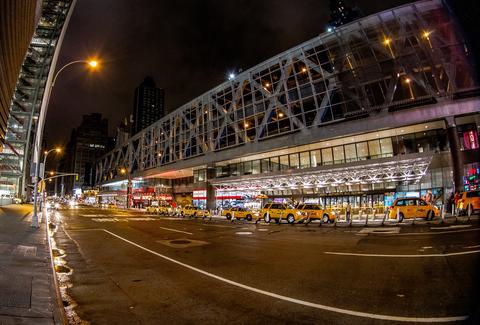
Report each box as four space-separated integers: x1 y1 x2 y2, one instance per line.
119 167 132 209
31 59 99 228
40 148 61 215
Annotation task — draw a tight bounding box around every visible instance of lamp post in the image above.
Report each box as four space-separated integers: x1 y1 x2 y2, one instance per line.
120 168 132 209
40 148 61 216
31 59 99 228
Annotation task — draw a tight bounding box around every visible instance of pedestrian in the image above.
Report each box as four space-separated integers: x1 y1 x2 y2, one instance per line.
346 201 352 222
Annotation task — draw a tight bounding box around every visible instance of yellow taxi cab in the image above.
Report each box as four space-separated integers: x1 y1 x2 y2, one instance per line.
158 202 174 215
179 205 210 218
388 198 439 222
457 190 480 215
101 202 116 209
260 203 305 224
221 207 258 221
146 201 160 214
297 203 335 223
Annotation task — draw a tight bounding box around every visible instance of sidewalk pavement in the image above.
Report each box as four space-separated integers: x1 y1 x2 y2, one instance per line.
0 204 65 325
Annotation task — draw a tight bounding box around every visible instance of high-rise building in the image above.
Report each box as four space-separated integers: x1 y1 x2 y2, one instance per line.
132 76 165 135
329 0 362 28
61 113 108 195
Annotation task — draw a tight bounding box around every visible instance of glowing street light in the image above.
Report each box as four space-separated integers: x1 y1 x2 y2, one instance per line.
228 72 235 80
88 60 98 68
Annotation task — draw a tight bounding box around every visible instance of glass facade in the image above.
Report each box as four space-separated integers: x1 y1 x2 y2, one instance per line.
213 128 447 179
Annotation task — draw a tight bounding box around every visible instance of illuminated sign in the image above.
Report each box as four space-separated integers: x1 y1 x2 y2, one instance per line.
463 130 479 150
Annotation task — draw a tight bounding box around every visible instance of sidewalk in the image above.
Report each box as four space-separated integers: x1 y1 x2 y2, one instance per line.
0 204 65 325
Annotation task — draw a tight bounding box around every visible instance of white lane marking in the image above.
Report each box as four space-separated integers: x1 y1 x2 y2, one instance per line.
387 228 480 236
431 225 472 230
159 227 193 235
73 228 467 323
463 244 480 249
257 228 269 232
91 217 156 222
202 224 236 228
324 250 480 258
358 227 400 234
235 231 253 235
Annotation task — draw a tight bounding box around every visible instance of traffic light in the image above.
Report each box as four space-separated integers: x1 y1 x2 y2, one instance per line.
75 174 78 181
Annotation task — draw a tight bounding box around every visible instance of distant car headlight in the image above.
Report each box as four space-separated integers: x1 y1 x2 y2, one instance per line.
55 203 60 209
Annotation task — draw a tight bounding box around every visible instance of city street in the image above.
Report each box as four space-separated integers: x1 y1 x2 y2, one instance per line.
50 206 480 324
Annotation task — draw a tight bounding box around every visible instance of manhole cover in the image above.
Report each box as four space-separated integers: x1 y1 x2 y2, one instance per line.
157 238 209 248
170 240 191 245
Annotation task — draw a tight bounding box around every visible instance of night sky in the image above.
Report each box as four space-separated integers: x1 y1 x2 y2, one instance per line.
44 0 414 147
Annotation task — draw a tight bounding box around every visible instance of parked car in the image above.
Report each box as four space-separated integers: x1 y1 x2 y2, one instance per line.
179 205 210 218
296 203 335 223
158 202 174 215
260 203 305 224
146 202 159 214
457 190 480 215
221 207 258 221
388 198 439 222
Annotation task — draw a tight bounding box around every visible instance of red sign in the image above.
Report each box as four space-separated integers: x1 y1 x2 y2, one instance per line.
463 130 479 150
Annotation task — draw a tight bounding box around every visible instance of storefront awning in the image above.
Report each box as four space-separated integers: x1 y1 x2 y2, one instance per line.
212 154 433 191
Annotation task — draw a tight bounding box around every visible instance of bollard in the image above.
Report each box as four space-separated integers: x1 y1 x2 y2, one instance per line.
467 204 472 222
382 210 387 226
333 212 337 227
397 207 400 223
231 211 235 223
453 204 458 224
365 209 369 226
278 213 282 225
440 204 446 225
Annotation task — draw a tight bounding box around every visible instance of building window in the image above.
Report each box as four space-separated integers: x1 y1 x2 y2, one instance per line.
289 153 300 169
368 140 381 158
279 155 289 170
333 146 344 164
356 142 369 160
311 150 321 167
344 144 356 162
322 148 333 165
299 152 311 169
380 138 393 156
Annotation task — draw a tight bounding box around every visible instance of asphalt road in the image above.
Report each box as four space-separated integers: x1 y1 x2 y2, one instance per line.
50 206 480 324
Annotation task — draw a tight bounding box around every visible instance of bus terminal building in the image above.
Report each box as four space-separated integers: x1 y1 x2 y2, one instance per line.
95 0 479 211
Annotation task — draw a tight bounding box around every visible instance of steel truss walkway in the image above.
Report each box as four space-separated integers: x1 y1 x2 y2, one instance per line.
97 0 478 185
